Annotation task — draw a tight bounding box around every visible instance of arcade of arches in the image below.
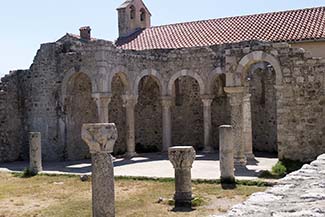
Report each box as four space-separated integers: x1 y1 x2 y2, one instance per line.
63 61 279 165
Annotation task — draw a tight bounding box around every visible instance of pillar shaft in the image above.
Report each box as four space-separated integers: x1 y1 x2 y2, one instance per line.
202 96 214 153
29 132 42 174
92 153 114 217
224 87 246 165
242 94 254 160
219 125 235 183
161 97 173 152
123 95 138 156
82 123 118 217
92 93 111 123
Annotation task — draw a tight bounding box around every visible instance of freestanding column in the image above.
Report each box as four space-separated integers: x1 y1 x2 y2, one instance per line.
161 96 173 152
201 95 214 153
219 125 235 183
82 123 118 217
242 94 254 160
168 146 196 208
122 95 138 157
29 132 42 174
224 87 246 166
92 92 112 123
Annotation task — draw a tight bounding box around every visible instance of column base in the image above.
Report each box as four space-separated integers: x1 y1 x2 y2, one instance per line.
174 192 192 208
245 153 255 161
202 146 215 154
234 157 247 166
124 152 138 159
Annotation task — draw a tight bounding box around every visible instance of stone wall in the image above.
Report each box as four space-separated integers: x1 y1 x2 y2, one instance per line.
225 41 325 162
109 75 127 154
135 76 162 152
217 154 325 217
248 65 277 152
0 71 25 162
1 36 325 162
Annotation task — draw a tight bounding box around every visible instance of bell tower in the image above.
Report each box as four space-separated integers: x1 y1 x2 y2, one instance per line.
117 0 151 38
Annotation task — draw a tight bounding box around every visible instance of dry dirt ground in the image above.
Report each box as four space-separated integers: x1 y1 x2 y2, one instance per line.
0 172 266 217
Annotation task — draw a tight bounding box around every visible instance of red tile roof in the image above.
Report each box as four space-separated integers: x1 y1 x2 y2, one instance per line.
116 6 325 50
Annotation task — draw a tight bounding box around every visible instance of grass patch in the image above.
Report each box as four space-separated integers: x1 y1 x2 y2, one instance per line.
0 172 267 216
12 167 37 178
116 176 274 187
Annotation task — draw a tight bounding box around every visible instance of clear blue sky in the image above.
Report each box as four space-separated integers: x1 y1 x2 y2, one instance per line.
1 0 324 77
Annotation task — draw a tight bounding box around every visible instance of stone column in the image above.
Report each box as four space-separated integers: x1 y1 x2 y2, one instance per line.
161 96 173 152
201 95 214 153
122 95 138 157
224 87 246 165
81 123 118 217
168 146 196 208
29 132 42 174
219 125 235 183
242 94 254 160
92 92 112 123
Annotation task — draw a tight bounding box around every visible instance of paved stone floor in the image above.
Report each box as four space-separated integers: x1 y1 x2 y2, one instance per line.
0 152 277 180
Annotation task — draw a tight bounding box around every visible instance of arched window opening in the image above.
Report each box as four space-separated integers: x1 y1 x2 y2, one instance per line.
130 5 135 20
140 8 146 21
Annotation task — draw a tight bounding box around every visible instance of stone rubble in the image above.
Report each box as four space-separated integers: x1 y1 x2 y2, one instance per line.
215 154 325 217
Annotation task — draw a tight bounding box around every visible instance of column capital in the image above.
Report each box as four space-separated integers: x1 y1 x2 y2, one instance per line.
168 146 196 169
201 95 214 107
243 93 252 102
81 123 118 154
224 86 244 94
92 92 112 99
161 96 173 107
92 92 112 105
122 95 138 108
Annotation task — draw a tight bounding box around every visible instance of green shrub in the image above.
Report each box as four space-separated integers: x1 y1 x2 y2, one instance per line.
271 161 287 177
167 199 175 206
191 197 205 207
15 167 37 178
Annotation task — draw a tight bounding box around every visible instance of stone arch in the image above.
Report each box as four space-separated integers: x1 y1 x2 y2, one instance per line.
61 68 95 103
167 70 205 95
235 51 282 86
207 67 225 94
108 66 130 94
64 71 97 160
133 69 164 96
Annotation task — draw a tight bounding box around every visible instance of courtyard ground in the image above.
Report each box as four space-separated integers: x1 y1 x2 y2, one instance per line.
0 172 267 217
0 153 278 180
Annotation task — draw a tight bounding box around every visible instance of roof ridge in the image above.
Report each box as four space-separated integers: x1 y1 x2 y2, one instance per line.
149 6 325 29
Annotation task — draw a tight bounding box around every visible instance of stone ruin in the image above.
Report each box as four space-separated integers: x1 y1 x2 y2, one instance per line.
1 38 325 164
0 1 325 165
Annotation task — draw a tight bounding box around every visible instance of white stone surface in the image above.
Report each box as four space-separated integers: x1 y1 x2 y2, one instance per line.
215 154 325 217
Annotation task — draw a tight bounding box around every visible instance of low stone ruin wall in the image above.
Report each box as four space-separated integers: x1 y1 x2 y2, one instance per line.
217 154 325 217
0 71 25 162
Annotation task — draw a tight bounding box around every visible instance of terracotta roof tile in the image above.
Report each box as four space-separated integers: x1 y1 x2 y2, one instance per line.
116 6 325 50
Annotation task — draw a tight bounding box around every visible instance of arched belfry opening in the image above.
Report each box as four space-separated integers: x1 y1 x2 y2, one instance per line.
64 72 97 160
245 62 278 153
117 0 151 38
135 76 162 152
